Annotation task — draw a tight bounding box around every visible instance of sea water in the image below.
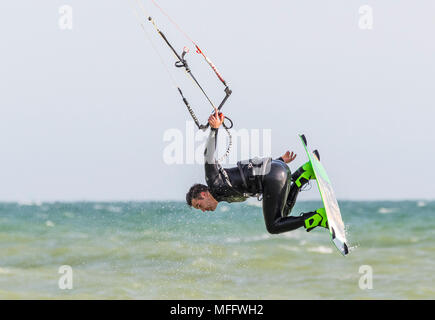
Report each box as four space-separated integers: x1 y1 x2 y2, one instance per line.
0 200 434 299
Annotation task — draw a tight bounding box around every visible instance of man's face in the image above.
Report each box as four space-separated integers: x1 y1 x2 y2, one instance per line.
191 192 217 212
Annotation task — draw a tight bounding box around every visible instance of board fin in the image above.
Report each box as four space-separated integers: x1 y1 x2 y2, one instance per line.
313 149 320 161
343 243 349 255
300 134 307 146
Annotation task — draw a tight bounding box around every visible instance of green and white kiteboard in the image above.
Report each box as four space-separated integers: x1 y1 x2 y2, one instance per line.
299 134 349 256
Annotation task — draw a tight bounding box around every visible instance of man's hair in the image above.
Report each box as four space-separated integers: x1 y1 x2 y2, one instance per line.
186 184 209 207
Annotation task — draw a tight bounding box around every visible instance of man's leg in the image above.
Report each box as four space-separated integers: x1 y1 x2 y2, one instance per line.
282 161 315 217
262 162 307 234
262 161 329 234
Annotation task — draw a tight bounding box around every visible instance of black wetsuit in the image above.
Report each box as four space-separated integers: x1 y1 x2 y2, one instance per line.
204 128 307 234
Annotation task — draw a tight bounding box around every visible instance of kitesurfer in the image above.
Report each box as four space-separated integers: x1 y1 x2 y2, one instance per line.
186 109 329 234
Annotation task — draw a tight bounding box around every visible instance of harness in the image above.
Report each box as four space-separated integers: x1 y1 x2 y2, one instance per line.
237 157 272 201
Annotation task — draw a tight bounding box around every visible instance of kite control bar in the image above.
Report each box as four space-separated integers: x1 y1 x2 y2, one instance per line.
147 16 233 131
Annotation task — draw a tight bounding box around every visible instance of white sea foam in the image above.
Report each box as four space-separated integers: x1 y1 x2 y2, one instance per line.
307 246 333 254
17 200 42 206
0 268 12 275
344 224 352 238
64 212 75 218
253 234 271 241
106 205 123 213
45 220 55 227
245 199 262 208
417 201 426 207
220 206 230 212
225 237 241 243
348 244 359 252
278 245 301 252
225 233 271 243
378 207 396 214
93 204 122 213
281 230 303 240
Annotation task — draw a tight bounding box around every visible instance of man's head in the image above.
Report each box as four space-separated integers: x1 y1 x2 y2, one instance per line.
186 184 218 212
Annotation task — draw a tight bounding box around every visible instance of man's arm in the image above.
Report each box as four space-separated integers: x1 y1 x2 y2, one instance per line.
204 128 221 186
204 109 225 186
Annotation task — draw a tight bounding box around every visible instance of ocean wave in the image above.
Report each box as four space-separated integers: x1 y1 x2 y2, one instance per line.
107 205 123 213
409 237 419 243
17 200 43 207
92 204 123 213
225 234 271 243
45 220 55 228
219 206 230 212
245 199 262 208
191 257 216 270
378 207 397 214
36 213 49 219
277 244 301 252
64 212 75 218
307 246 333 254
348 244 359 252
0 268 12 275
281 230 303 240
225 237 241 243
417 201 427 207
0 201 433 299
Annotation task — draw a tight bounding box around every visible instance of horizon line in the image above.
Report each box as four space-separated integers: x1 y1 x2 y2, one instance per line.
0 198 433 204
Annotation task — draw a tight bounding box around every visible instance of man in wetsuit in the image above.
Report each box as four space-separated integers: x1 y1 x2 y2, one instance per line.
185 109 328 234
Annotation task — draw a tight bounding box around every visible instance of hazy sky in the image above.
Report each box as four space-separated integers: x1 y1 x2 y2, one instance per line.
0 1 434 201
